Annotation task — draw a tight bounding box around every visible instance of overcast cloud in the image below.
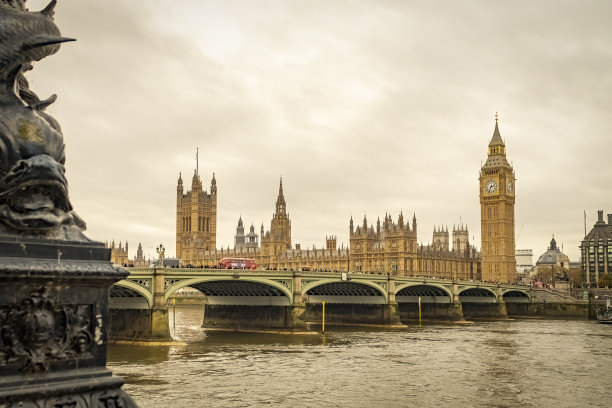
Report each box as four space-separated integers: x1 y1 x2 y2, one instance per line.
25 0 612 262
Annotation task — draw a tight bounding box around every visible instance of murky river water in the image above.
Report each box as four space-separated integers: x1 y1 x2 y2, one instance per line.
108 306 611 408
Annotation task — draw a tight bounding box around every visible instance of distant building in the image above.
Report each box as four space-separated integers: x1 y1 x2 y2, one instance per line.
106 241 151 267
234 216 258 251
199 178 479 276
534 236 570 284
515 249 533 274
107 240 129 266
580 210 612 287
162 258 180 268
133 242 148 267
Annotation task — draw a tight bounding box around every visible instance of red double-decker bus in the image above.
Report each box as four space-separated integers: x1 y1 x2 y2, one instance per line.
219 257 257 270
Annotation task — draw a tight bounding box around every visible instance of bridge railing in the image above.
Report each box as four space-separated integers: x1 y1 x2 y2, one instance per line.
123 267 531 289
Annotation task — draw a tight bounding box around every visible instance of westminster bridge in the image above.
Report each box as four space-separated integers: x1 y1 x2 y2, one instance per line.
107 268 551 340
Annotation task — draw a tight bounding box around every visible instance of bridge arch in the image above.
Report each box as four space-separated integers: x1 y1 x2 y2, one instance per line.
111 281 152 309
395 283 452 296
303 279 387 304
164 277 293 306
395 283 452 304
459 287 497 303
502 290 530 303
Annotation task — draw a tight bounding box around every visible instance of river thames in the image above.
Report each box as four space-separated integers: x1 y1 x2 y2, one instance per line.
107 306 611 407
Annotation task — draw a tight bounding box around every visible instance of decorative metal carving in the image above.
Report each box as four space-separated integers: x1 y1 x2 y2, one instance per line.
272 279 292 291
0 0 88 240
0 287 93 373
127 278 152 292
164 278 184 290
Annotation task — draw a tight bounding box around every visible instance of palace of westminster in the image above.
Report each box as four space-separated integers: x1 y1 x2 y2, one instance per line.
110 118 518 283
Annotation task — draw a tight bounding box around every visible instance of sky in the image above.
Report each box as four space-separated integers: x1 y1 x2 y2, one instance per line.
25 0 612 263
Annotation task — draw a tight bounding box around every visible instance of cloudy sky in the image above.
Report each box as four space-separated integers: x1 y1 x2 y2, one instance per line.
26 0 612 262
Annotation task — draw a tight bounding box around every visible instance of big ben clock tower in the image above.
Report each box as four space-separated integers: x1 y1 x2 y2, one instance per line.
480 114 516 283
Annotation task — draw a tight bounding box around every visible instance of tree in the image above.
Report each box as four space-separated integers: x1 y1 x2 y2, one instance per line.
568 268 583 288
598 274 612 288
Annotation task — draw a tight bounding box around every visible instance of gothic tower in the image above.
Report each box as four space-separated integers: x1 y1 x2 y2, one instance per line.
432 225 449 251
234 216 246 250
479 115 516 282
452 223 469 253
269 177 291 250
260 178 292 267
176 168 217 266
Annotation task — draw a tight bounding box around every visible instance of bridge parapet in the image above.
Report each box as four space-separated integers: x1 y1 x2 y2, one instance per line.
116 268 533 306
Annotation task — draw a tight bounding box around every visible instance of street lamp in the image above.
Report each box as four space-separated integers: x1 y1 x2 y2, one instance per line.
156 243 165 268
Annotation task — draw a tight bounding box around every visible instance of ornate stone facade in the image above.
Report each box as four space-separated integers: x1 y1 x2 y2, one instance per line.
197 179 479 277
106 240 128 266
176 170 217 266
349 213 479 278
479 116 517 282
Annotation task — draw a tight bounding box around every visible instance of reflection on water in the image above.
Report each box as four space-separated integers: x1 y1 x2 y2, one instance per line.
108 306 612 408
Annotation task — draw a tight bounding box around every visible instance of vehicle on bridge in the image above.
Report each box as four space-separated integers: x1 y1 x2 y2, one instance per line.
219 257 257 270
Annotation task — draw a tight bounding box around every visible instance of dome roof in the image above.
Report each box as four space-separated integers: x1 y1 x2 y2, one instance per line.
536 250 561 265
536 236 569 265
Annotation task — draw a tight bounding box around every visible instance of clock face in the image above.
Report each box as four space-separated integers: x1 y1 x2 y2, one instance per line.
506 180 514 194
484 179 498 194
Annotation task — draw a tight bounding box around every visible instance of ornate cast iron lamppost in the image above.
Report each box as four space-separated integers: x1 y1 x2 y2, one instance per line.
0 1 137 406
156 243 165 267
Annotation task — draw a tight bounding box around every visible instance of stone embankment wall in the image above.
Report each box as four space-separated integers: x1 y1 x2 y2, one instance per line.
506 288 596 319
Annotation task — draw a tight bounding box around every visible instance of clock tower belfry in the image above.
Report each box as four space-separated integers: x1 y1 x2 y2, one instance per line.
479 114 516 283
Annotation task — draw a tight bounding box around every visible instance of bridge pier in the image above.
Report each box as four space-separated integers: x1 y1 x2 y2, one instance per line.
449 281 466 321
493 286 509 319
460 286 508 320
110 268 172 341
385 278 403 325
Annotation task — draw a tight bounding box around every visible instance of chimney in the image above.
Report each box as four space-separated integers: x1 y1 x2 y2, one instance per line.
608 214 612 225
295 244 301 250
597 210 604 224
